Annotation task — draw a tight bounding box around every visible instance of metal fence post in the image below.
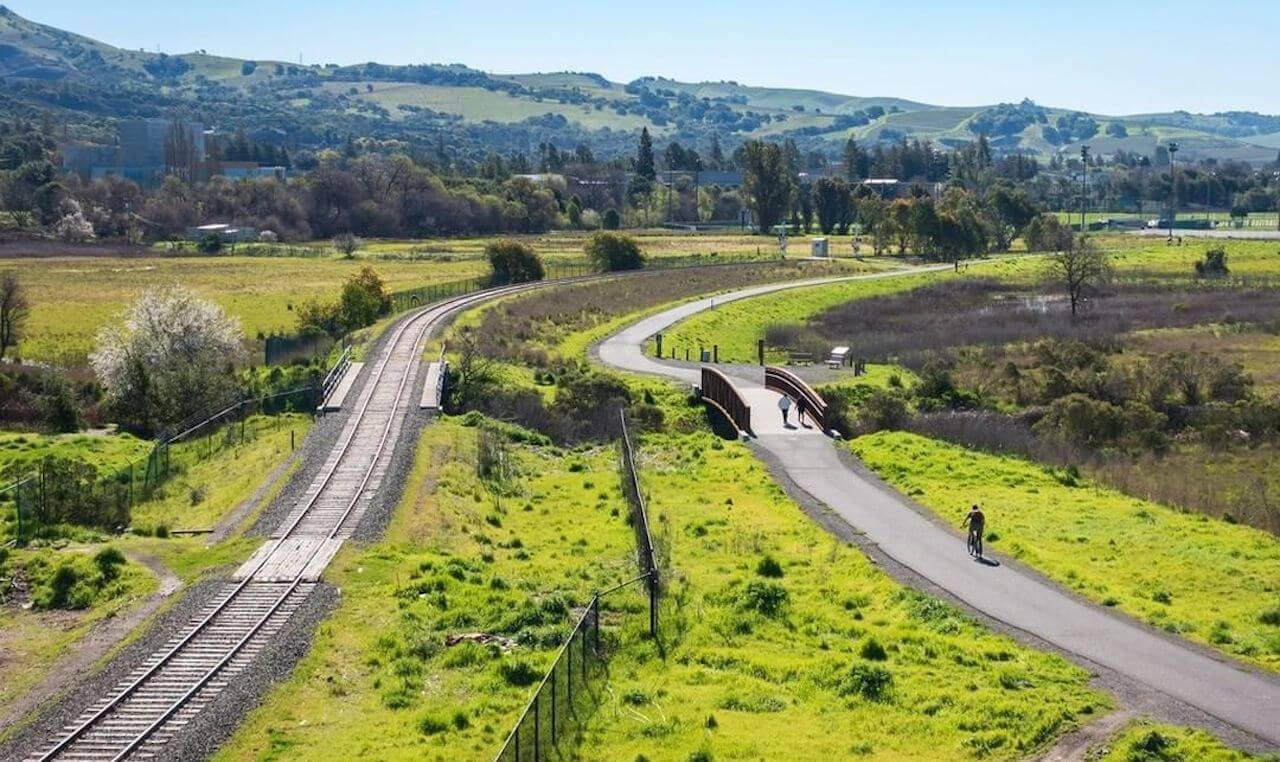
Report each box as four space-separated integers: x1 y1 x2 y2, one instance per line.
14 476 22 544
533 693 540 762
649 573 658 638
551 669 557 744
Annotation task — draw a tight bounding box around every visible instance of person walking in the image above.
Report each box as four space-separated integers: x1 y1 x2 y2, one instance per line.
777 394 792 426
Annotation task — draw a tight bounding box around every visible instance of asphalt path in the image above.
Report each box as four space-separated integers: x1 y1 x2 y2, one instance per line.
595 270 1280 748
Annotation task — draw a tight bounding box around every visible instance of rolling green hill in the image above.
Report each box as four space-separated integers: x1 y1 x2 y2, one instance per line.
1 5 1277 165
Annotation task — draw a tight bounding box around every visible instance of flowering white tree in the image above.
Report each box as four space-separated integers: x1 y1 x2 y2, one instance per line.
91 287 246 433
52 198 95 242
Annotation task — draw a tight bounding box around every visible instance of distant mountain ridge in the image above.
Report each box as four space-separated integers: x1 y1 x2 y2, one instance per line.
2 5 1277 165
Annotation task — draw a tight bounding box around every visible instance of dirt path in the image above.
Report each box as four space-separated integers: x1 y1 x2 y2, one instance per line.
1037 710 1136 761
0 551 180 733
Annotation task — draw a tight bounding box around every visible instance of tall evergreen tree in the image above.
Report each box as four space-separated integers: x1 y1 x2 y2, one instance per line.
741 140 794 234
635 128 656 181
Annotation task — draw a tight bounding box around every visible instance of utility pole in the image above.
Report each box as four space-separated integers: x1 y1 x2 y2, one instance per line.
1167 142 1179 242
1079 145 1090 234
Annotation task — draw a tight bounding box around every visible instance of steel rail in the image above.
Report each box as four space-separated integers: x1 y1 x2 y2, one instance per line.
38 282 536 761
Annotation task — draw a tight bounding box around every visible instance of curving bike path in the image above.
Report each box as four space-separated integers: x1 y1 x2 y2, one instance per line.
596 271 1280 748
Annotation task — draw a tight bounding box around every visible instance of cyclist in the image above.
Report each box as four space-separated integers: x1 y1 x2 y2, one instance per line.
962 504 986 558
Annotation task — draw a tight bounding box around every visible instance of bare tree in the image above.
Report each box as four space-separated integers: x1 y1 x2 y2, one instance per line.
447 327 497 411
333 233 363 259
0 272 29 361
1044 235 1111 319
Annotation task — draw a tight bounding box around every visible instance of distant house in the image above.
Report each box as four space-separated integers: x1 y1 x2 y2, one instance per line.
656 170 742 188
186 223 258 244
860 178 944 200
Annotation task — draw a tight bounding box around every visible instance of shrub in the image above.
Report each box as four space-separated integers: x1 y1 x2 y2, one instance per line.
1259 608 1280 627
1194 248 1229 278
486 240 545 284
739 579 788 617
858 637 888 661
837 663 893 701
603 208 621 230
497 658 540 686
197 233 223 254
755 555 784 578
858 390 911 432
417 714 449 735
94 546 126 581
584 232 644 271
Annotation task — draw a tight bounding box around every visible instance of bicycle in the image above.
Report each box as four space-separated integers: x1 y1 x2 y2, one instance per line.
966 529 983 559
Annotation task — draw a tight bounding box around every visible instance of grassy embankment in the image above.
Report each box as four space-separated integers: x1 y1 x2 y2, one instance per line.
850 432 1280 672
217 418 1105 761
0 414 309 717
1093 723 1278 761
215 419 642 760
576 430 1103 760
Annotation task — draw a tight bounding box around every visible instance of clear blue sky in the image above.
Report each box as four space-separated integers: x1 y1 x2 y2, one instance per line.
9 0 1277 115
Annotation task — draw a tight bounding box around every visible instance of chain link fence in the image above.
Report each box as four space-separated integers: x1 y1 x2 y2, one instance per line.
492 413 663 762
3 386 316 543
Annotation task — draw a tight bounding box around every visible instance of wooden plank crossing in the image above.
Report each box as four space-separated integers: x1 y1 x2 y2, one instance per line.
233 538 344 582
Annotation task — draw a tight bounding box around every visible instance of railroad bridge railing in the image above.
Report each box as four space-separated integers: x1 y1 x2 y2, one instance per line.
699 366 752 435
765 365 828 432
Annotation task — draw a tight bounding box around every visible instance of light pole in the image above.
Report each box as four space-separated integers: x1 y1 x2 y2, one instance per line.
1167 141 1179 242
1079 145 1090 234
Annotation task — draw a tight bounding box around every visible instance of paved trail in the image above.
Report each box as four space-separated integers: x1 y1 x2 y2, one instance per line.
596 271 1280 748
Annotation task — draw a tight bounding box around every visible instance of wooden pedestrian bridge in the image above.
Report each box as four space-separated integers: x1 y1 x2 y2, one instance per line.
697 364 832 438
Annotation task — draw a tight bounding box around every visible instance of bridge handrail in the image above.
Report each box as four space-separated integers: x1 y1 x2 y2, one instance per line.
700 366 752 435
765 366 828 429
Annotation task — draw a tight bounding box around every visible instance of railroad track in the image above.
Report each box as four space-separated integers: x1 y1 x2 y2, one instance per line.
32 283 537 762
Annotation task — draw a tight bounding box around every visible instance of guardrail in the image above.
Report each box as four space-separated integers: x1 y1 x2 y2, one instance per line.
317 346 353 409
765 365 829 431
699 366 752 435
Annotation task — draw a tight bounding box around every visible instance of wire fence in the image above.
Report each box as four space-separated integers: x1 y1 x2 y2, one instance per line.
618 411 660 637
2 386 316 544
493 413 662 762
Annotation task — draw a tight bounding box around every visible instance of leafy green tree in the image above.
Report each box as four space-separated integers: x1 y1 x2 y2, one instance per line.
812 178 852 235
602 208 621 230
339 265 392 330
741 141 794 234
485 240 545 284
984 186 1039 251
584 232 644 271
1024 213 1073 252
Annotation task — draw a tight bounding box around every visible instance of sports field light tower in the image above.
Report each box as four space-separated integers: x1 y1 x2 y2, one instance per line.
1079 145 1090 233
1167 141 1179 242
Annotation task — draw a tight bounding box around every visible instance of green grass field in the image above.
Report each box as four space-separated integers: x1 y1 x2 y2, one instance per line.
0 430 152 477
849 432 1280 672
0 412 310 724
576 430 1103 760
214 419 639 760
5 256 484 365
216 418 1104 761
